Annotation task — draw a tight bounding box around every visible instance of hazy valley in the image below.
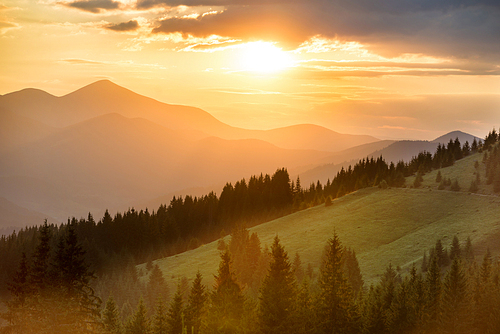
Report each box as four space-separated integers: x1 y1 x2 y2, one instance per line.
1 81 499 334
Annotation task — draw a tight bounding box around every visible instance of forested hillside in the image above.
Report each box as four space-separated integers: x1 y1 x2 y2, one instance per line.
2 129 500 333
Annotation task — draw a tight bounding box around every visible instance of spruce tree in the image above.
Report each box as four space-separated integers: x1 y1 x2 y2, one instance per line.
103 296 122 334
148 264 168 310
206 250 244 334
386 277 413 333
343 248 364 297
464 237 474 262
408 265 426 331
7 252 31 307
425 256 442 330
185 271 207 334
126 299 150 334
362 285 385 334
152 298 168 334
167 282 185 334
292 252 305 284
31 220 52 293
449 236 461 261
295 280 315 334
52 221 102 327
441 258 470 333
258 236 297 334
316 233 358 334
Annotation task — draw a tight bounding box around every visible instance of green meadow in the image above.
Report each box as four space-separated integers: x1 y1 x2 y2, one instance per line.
140 151 500 288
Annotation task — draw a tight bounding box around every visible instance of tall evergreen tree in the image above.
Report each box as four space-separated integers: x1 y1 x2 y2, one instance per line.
103 296 122 334
7 252 30 308
449 236 461 261
147 264 168 310
185 271 207 334
152 298 168 334
343 248 364 298
206 250 244 334
258 236 297 334
126 299 150 334
295 280 315 334
52 221 102 327
167 282 185 334
441 258 470 334
31 220 52 293
426 256 442 330
362 285 385 334
316 233 358 334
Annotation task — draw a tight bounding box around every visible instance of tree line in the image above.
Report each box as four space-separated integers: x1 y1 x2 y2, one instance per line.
99 233 500 334
0 133 493 301
5 219 499 334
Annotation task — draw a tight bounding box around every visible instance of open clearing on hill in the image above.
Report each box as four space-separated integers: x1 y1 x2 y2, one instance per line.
140 178 500 289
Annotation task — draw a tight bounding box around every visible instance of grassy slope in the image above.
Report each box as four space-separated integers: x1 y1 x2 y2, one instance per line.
140 151 500 288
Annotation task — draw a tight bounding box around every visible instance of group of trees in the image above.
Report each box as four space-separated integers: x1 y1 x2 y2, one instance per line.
2 221 101 333
76 232 500 334
0 135 489 297
3 130 500 333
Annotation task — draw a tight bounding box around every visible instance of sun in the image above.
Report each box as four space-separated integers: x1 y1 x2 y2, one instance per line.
239 41 294 73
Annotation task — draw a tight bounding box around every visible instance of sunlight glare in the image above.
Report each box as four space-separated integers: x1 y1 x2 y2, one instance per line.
239 41 294 73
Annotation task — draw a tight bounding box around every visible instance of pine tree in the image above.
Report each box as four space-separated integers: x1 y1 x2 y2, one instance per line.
435 239 449 267
362 285 385 334
185 271 207 334
258 236 297 334
2 252 32 332
52 221 102 327
295 280 315 334
449 236 461 261
206 250 244 334
7 252 31 307
426 256 442 330
343 248 364 297
126 299 150 334
152 298 168 334
386 276 414 333
316 233 358 334
31 220 52 293
441 258 470 334
422 251 428 273
464 237 474 262
292 252 305 283
408 265 426 331
103 296 122 334
148 264 168 310
167 282 184 334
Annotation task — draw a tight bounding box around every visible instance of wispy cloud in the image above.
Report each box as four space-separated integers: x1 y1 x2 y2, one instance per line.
105 19 139 31
62 0 122 13
59 58 106 65
0 21 19 33
203 87 282 95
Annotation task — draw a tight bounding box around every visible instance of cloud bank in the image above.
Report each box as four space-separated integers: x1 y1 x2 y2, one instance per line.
64 0 122 13
105 20 140 31
146 0 500 61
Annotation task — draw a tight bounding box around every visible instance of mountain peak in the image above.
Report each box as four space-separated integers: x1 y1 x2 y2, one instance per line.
66 79 135 98
432 130 481 144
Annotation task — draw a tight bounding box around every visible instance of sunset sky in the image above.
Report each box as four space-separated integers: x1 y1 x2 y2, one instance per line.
1 0 499 139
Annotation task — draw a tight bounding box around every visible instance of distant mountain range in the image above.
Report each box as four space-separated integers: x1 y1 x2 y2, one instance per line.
0 80 482 231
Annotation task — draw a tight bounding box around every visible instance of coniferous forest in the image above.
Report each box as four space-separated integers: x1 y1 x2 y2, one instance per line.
2 131 500 333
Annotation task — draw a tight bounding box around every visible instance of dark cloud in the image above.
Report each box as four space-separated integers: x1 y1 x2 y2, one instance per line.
137 0 295 10
149 0 500 62
65 0 121 13
105 20 140 31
